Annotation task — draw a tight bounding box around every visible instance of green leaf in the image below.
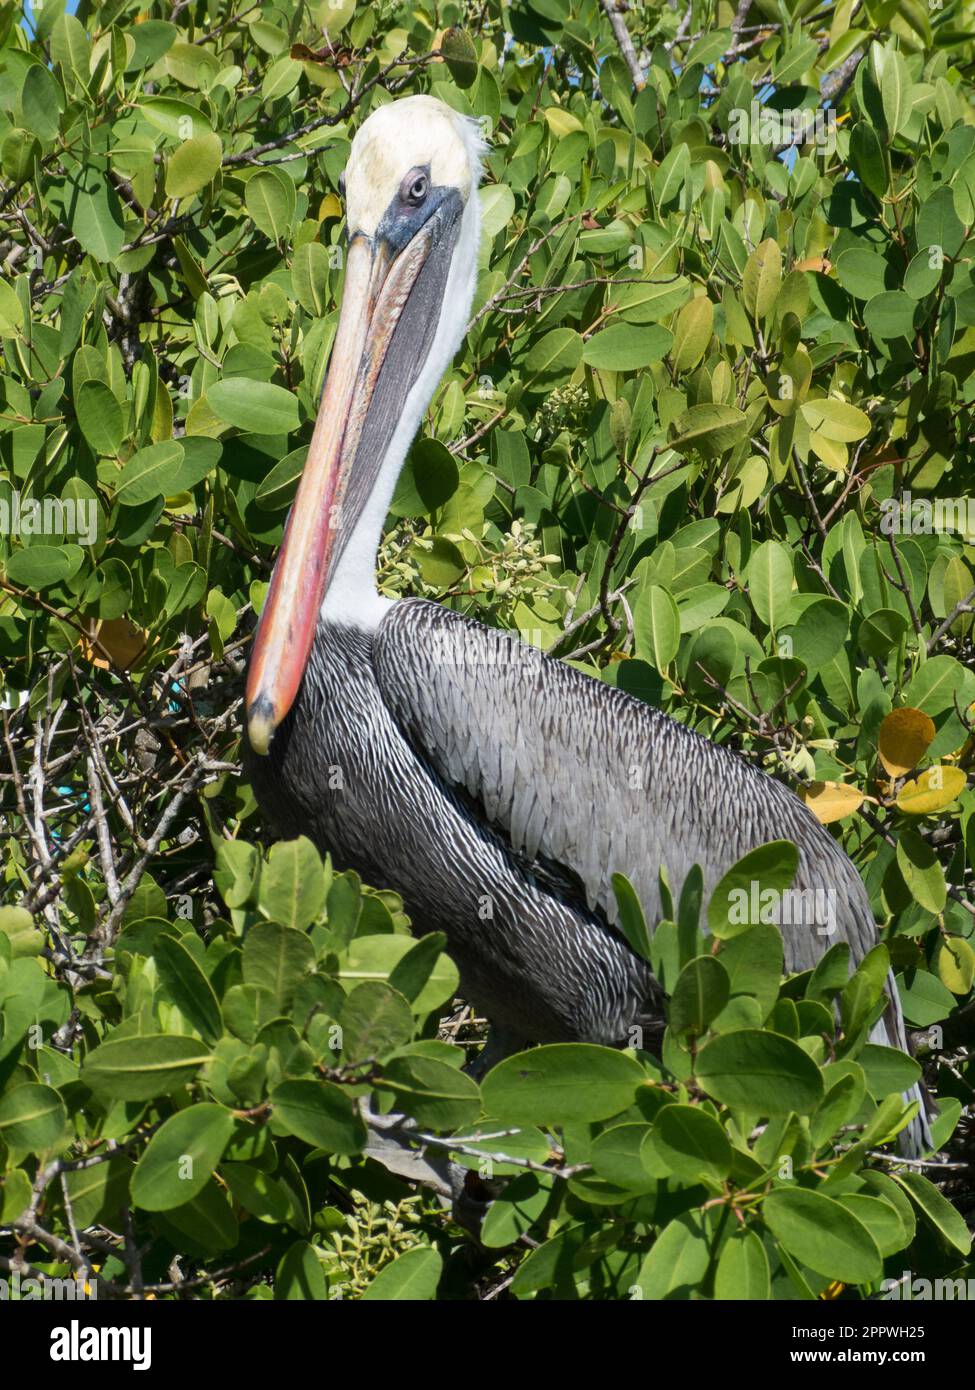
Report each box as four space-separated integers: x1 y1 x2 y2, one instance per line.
75 379 124 454
742 239 781 322
165 132 223 199
378 1055 481 1130
386 932 450 1007
811 1072 862 1147
904 656 975 715
653 143 691 208
800 399 871 443
154 935 222 1043
63 1154 131 1230
69 168 125 262
222 1163 292 1224
115 441 185 506
6 545 84 590
904 247 943 300
51 12 90 86
480 1171 552 1246
338 934 458 1015
0 277 24 335
418 536 465 586
695 1029 824 1115
916 185 965 258
848 121 887 198
896 968 955 1027
275 1239 327 1299
21 64 63 144
390 439 460 516
207 378 301 434
707 841 800 939
714 1228 771 1299
481 1044 646 1125
589 1122 657 1190
131 1102 235 1211
243 919 315 1010
763 1188 883 1283
440 26 478 88
670 403 748 456
270 1078 367 1154
881 47 911 138
157 1180 237 1253
896 829 947 913
0 1082 66 1152
650 1103 732 1183
668 956 730 1038
583 323 672 371
670 295 713 373
339 981 414 1061
837 1194 909 1258
784 597 849 670
215 839 260 909
259 836 326 930
262 55 302 102
634 584 680 671
611 873 652 961
361 1246 443 1300
245 168 297 243
858 1043 921 1098
833 247 892 300
291 241 331 316
81 1034 211 1101
892 1170 971 1255
0 906 43 958
864 291 916 341
635 1211 709 1298
139 97 212 139
747 541 794 630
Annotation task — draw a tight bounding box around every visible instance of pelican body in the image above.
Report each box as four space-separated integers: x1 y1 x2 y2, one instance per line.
244 97 927 1149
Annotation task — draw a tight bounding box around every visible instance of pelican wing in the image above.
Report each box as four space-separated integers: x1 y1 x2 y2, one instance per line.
374 599 878 974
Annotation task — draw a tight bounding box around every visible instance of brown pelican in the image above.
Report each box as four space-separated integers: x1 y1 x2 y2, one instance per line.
244 95 929 1154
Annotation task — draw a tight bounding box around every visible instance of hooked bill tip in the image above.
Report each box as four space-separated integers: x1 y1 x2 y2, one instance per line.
247 695 276 757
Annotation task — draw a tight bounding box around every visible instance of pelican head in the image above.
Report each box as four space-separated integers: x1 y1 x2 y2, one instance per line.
246 96 484 755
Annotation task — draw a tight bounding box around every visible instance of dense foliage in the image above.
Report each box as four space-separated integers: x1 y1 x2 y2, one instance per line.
1 0 974 1299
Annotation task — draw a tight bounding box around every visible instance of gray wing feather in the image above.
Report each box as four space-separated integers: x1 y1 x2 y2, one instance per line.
374 599 930 1154
374 599 879 975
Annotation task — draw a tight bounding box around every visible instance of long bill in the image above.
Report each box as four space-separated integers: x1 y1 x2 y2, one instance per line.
245 221 443 756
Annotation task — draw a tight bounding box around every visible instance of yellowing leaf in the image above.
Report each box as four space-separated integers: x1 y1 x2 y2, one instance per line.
896 766 967 815
878 707 935 777
936 937 975 995
543 107 583 138
801 398 871 443
670 295 713 374
808 429 847 473
742 238 781 322
800 781 866 824
83 618 148 671
165 132 222 200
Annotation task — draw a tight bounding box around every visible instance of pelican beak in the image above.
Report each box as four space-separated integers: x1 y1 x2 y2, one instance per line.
246 194 463 755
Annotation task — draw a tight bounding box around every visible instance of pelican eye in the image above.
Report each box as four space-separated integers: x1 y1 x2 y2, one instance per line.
401 170 429 207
